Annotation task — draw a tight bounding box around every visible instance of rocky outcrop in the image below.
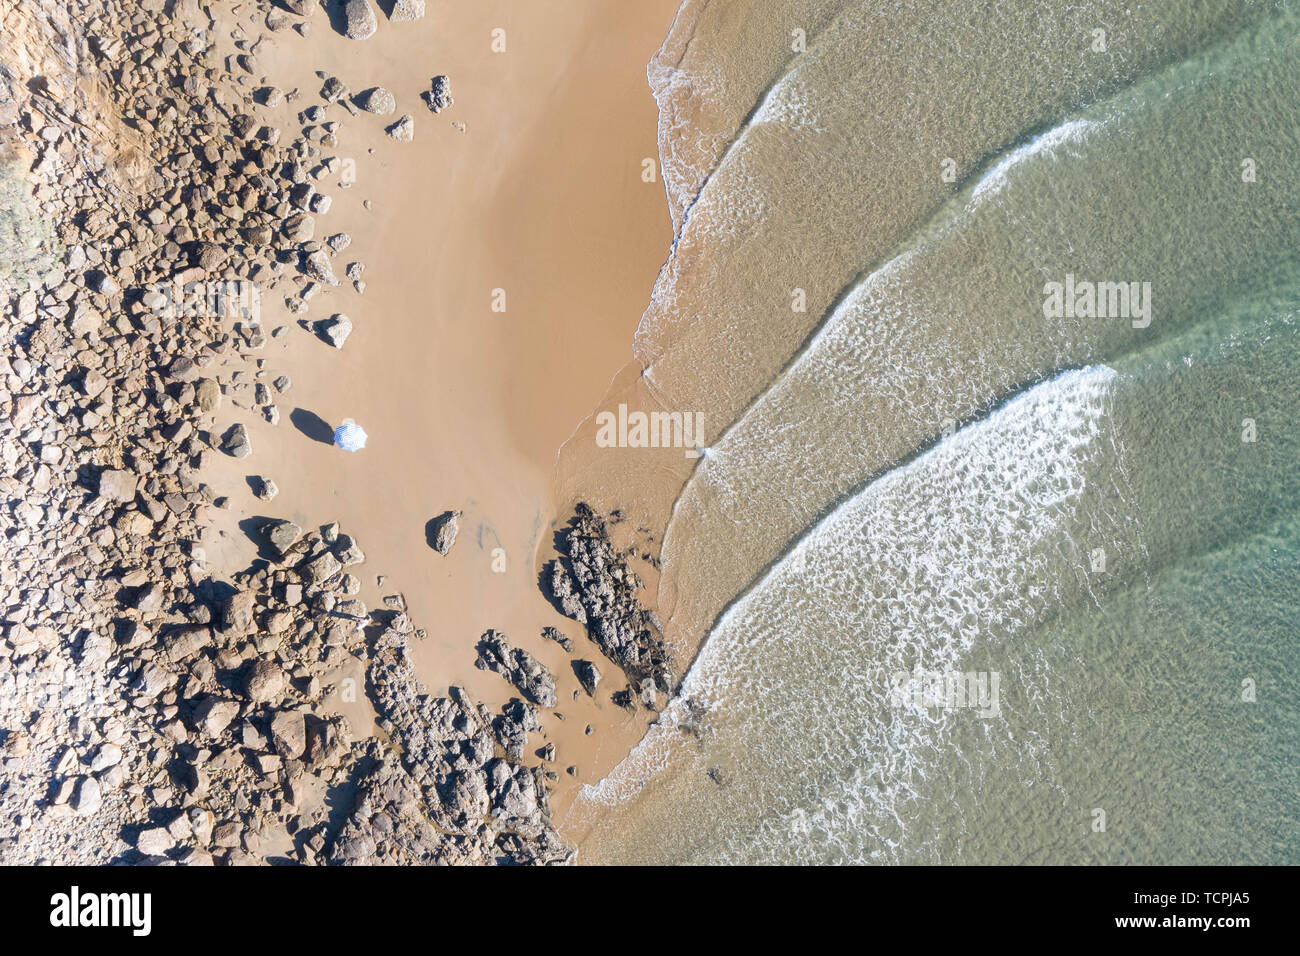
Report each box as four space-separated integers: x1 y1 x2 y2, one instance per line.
473 630 557 708
354 624 573 864
546 504 671 692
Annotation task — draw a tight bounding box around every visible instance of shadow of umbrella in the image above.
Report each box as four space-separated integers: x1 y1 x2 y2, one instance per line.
290 407 334 444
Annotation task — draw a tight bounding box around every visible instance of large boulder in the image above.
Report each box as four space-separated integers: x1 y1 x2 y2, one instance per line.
244 660 286 703
342 0 377 39
219 589 257 636
264 520 302 556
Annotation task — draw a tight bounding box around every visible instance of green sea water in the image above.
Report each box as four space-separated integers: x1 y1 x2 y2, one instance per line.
568 0 1300 864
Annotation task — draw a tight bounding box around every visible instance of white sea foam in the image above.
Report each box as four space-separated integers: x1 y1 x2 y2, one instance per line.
573 366 1120 860
971 119 1097 202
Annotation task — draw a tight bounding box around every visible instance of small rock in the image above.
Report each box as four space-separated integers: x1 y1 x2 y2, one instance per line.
355 87 395 115
220 423 252 458
317 314 352 348
254 476 279 501
573 660 601 697
390 0 425 20
136 826 175 856
541 625 572 652
386 114 414 142
427 510 460 555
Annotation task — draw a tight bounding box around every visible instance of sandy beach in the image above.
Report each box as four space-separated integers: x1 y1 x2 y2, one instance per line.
200 1 680 827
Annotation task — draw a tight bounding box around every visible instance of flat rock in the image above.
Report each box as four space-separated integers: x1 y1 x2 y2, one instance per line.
220 589 258 635
194 697 240 737
165 355 201 382
97 468 137 502
355 87 395 115
269 710 306 759
196 377 221 412
137 826 175 856
71 776 102 816
265 520 302 556
302 551 342 585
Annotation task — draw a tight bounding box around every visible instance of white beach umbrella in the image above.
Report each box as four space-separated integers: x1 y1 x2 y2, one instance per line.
333 419 368 452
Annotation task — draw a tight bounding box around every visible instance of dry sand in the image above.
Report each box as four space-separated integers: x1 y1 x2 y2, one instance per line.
201 0 681 832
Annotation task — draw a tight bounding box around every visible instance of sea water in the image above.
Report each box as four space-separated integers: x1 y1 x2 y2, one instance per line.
568 0 1300 864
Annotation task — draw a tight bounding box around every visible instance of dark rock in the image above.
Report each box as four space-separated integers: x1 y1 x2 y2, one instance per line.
474 630 556 708
573 659 601 697
220 423 252 458
426 510 460 555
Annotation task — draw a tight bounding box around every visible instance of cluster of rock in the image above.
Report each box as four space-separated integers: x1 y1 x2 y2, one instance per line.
336 621 571 864
423 75 453 114
0 0 569 866
545 504 672 701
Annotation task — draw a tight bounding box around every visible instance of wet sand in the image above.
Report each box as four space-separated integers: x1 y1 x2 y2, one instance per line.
201 1 680 827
